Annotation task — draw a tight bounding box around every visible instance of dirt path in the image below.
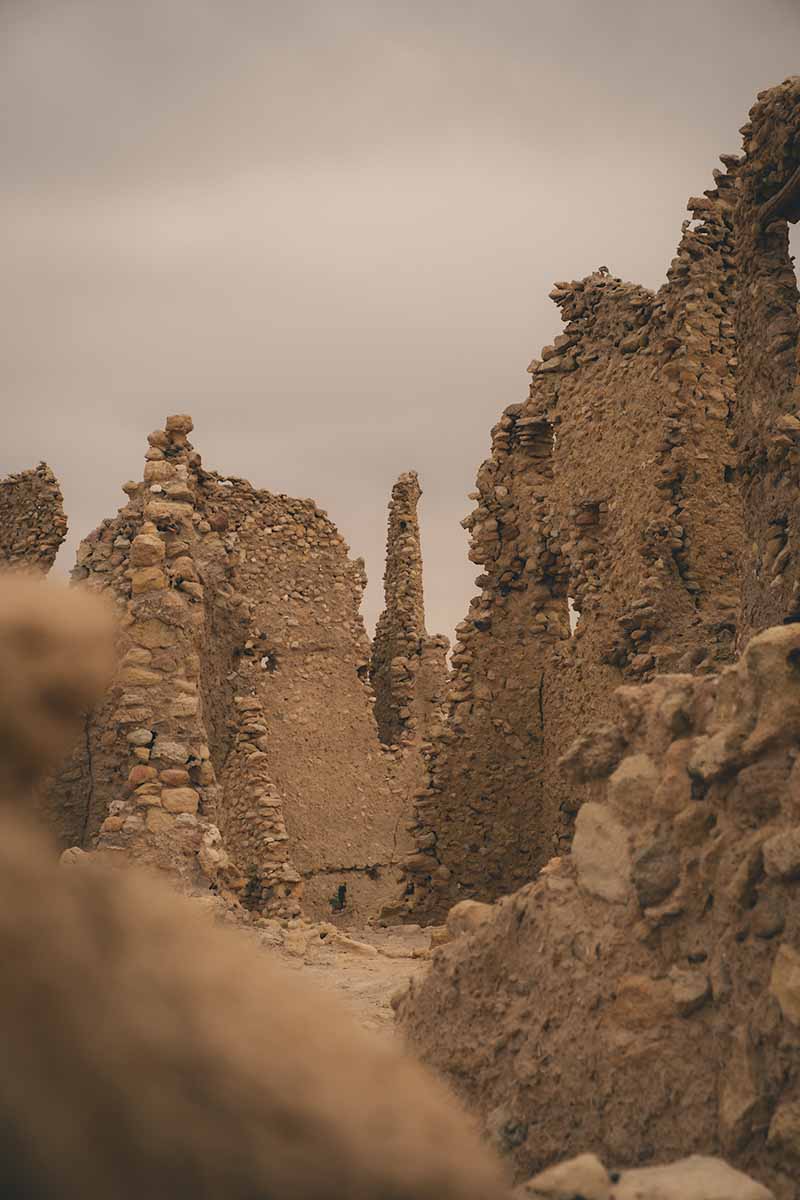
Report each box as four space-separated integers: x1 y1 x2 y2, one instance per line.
235 915 432 1037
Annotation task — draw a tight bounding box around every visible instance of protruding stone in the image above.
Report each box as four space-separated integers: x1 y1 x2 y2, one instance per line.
573 803 631 903
770 943 800 1025
161 787 200 814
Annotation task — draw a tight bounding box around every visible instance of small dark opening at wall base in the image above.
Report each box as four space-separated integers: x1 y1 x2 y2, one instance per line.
724 465 734 483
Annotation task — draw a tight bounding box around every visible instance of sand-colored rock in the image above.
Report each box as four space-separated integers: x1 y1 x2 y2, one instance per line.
0 462 67 573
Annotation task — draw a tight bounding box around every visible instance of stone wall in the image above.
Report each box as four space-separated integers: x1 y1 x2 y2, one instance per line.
0 463 67 572
44 415 408 920
731 78 800 640
399 157 746 921
371 472 449 746
199 467 411 920
398 622 800 1200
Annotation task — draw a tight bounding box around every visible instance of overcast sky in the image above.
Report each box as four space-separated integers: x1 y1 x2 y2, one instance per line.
2 1 799 638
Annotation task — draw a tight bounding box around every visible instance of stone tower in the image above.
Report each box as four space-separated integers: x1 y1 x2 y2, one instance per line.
371 472 448 746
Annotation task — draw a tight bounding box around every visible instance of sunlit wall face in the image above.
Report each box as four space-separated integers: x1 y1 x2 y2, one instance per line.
2 0 799 638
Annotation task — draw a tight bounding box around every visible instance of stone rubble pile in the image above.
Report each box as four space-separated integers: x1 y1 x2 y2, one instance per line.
399 620 800 1199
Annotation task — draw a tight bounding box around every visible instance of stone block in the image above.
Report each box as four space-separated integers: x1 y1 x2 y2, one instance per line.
129 534 165 568
573 803 631 903
771 943 800 1025
131 567 167 594
767 1099 800 1158
446 900 493 938
161 787 200 814
607 753 659 817
145 808 175 834
763 829 800 880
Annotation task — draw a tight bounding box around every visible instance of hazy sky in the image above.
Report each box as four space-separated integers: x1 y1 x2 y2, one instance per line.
2 1 799 637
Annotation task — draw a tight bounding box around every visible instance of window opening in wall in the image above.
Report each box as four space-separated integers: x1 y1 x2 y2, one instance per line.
724 465 735 483
568 596 581 635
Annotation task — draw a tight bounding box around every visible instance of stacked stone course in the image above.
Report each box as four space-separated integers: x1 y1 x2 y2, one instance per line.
0 463 67 571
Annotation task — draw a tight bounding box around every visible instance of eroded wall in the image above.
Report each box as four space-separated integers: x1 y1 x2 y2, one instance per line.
371 472 449 747
400 166 745 921
202 471 411 919
44 416 408 920
0 463 67 572
399 624 800 1200
732 78 800 640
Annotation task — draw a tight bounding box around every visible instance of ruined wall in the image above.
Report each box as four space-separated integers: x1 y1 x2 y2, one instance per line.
400 163 745 922
199 470 412 920
399 623 800 1200
40 415 282 907
43 415 408 920
371 472 449 746
732 78 800 640
0 463 67 571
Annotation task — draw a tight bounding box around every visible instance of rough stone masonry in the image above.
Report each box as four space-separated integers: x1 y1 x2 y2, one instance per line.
42 414 413 921
396 76 800 924
371 470 449 748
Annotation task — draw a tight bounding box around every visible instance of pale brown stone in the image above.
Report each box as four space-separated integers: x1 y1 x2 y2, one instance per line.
161 787 200 815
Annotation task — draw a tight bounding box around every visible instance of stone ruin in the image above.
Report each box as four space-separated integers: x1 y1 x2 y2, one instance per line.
395 76 800 924
371 470 449 748
398 623 800 1199
0 462 67 572
390 75 800 1200
38 414 420 921
2 73 800 1200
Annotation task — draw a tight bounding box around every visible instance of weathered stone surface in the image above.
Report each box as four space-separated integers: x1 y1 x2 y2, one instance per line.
572 803 631 902
517 1153 609 1199
161 788 200 815
763 830 800 880
397 82 752 922
631 839 680 909
615 1156 773 1200
445 900 494 938
0 463 67 573
401 617 800 1196
770 944 800 1025
518 1154 773 1200
767 1100 800 1159
608 754 660 818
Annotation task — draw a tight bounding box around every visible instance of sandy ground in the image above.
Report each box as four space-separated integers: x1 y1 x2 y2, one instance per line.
231 914 433 1038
